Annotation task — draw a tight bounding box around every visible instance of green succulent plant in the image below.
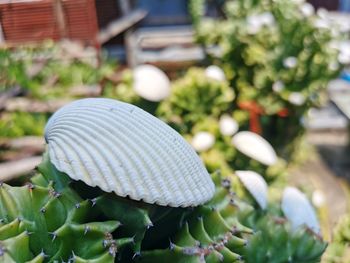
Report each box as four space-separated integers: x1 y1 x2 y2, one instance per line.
241 212 327 263
158 68 234 134
0 154 252 262
190 0 346 159
324 214 350 263
0 153 327 263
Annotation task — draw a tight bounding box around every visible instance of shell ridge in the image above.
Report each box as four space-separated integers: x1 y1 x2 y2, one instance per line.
45 98 214 207
49 122 146 199
49 128 112 191
79 109 177 204
49 114 172 204
49 135 96 186
133 109 206 202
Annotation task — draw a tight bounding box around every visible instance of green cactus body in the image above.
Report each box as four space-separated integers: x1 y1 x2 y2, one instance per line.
0 154 133 262
0 152 327 262
137 172 253 263
240 213 327 263
0 153 252 262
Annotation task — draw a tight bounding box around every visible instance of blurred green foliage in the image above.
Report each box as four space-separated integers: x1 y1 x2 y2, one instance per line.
0 42 118 138
158 68 234 134
324 215 350 262
190 0 346 158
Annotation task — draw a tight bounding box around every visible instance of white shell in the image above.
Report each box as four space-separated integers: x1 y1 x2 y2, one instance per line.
219 115 239 136
232 131 277 166
236 170 268 209
281 187 320 234
45 98 215 207
205 65 226 81
191 132 215 152
133 64 170 102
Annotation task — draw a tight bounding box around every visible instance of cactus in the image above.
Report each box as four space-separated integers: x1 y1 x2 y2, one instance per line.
0 154 252 262
0 153 133 262
137 172 253 263
324 214 350 262
0 98 327 262
240 213 327 263
157 68 234 134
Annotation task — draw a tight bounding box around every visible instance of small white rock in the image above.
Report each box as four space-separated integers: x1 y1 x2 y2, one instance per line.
283 57 298 69
192 132 215 152
232 131 278 166
205 65 226 81
300 3 315 17
272 81 285 93
282 187 320 234
288 92 306 106
246 12 275 35
236 170 268 209
133 64 171 102
219 115 239 136
312 190 326 208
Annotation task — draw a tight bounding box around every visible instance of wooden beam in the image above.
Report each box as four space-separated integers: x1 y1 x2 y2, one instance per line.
53 0 68 38
0 136 45 150
97 9 147 44
3 98 72 113
0 20 4 43
0 156 42 181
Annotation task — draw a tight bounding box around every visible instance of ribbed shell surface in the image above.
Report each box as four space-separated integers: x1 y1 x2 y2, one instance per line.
45 98 215 207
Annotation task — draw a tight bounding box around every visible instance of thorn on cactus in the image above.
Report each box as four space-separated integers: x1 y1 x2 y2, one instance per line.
26 183 35 189
221 178 231 189
169 240 175 250
84 225 90 235
132 252 141 259
90 198 97 207
49 232 57 241
40 249 48 258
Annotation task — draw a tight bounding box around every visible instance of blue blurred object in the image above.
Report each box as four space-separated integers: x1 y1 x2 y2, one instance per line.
340 70 350 82
135 0 189 26
340 0 350 11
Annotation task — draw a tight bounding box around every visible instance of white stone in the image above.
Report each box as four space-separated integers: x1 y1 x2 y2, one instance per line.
300 3 315 17
283 57 298 69
219 115 239 136
288 92 306 106
232 131 278 166
205 65 226 81
272 81 285 93
133 64 171 102
191 132 215 152
312 190 326 208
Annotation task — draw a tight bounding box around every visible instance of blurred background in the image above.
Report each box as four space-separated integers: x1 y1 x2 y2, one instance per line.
0 0 350 261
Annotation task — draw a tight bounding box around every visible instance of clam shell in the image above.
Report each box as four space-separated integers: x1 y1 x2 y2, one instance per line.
191 132 215 152
232 131 277 166
219 115 239 136
235 170 268 209
281 187 320 234
205 65 226 81
45 98 215 207
133 64 170 102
